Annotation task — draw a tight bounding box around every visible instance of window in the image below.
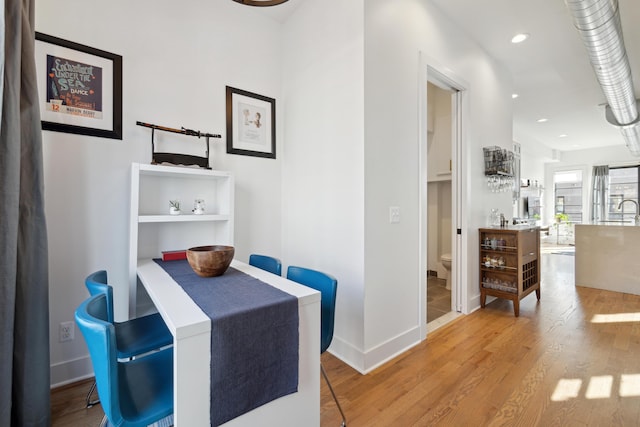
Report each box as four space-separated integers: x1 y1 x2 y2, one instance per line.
608 166 639 222
554 170 583 223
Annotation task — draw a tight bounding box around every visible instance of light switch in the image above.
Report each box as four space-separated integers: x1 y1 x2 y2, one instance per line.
390 206 400 223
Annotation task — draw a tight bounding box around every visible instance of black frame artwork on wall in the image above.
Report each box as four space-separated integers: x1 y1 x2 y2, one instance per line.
226 86 276 159
34 32 123 140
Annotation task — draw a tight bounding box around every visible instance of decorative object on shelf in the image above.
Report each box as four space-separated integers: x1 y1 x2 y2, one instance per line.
169 200 181 215
192 199 205 215
161 250 187 261
186 245 235 277
483 146 515 192
136 121 221 169
226 86 276 159
34 32 123 139
232 0 289 6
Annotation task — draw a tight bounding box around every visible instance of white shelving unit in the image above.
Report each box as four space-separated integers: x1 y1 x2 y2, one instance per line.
128 162 234 316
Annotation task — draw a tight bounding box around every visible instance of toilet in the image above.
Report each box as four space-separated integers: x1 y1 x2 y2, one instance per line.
440 253 452 290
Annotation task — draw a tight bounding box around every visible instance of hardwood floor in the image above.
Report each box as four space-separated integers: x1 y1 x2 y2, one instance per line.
54 253 640 426
51 378 104 427
320 253 640 426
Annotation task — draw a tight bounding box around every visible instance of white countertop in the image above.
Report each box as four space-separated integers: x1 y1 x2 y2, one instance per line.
480 224 540 231
577 221 639 227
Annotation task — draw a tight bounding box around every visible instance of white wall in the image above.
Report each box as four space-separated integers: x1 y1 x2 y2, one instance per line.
427 83 452 182
281 0 367 364
520 140 553 185
360 0 513 372
36 0 286 386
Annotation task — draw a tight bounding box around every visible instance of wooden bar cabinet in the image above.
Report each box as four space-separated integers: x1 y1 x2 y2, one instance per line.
479 226 540 317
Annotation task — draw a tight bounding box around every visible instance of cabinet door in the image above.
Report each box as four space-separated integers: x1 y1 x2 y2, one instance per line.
519 229 538 264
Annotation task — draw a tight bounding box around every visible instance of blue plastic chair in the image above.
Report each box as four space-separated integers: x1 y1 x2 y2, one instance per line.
84 270 173 407
286 266 346 427
75 293 174 427
249 254 282 276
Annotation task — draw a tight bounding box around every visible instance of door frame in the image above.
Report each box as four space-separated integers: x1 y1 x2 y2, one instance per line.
418 53 469 339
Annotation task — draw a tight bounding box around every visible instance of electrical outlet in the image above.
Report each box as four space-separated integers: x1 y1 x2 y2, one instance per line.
59 321 75 342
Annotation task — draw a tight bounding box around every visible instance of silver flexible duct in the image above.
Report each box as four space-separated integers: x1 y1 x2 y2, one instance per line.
565 0 640 156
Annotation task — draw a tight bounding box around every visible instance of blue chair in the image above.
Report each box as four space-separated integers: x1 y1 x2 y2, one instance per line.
287 266 346 427
75 293 174 427
249 254 282 276
84 270 173 407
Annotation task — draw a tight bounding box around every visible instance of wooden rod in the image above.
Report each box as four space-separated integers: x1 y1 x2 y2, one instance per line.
136 121 221 138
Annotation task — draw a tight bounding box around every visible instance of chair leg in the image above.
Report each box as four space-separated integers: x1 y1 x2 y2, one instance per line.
321 362 347 427
86 380 100 408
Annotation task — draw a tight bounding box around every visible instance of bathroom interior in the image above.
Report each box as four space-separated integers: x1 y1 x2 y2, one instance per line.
426 82 454 324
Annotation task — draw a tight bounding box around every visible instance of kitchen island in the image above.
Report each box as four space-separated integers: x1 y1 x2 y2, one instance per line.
575 223 640 295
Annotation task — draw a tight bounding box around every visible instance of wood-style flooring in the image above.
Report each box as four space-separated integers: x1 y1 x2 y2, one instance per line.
426 276 451 324
54 252 640 426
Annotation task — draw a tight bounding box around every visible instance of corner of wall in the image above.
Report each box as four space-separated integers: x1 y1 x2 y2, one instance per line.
329 325 422 374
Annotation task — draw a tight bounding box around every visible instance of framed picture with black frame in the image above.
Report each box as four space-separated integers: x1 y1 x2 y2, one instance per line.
34 32 122 139
225 86 276 159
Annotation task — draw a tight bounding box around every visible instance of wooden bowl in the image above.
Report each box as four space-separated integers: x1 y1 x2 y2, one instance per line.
186 245 235 277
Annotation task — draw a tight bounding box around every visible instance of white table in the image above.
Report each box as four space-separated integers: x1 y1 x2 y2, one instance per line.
136 259 321 426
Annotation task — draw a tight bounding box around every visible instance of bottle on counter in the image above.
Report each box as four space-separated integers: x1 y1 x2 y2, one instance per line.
500 213 507 227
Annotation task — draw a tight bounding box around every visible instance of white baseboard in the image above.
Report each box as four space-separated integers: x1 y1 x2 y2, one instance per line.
50 355 94 388
328 325 422 374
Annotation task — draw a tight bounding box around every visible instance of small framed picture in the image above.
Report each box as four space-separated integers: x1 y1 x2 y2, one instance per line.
34 32 123 139
226 86 275 159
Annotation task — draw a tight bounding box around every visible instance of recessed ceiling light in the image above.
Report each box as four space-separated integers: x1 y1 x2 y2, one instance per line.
559 134 568 138
511 33 529 44
512 93 519 99
537 118 548 123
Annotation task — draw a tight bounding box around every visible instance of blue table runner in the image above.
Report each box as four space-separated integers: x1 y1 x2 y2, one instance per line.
153 259 299 426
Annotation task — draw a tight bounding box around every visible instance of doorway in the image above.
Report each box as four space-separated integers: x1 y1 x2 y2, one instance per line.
420 59 467 337
426 82 454 324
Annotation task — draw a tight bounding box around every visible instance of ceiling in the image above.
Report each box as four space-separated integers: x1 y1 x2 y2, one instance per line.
430 0 640 153
244 0 640 153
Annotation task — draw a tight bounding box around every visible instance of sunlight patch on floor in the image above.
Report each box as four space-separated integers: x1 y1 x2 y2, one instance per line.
585 375 613 399
620 374 640 397
551 378 582 401
591 312 640 323
552 374 640 402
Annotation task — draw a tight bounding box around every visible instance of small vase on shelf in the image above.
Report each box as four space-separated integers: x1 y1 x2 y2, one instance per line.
169 200 181 215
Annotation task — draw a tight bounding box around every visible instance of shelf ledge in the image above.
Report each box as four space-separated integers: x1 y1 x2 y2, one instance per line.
138 214 230 223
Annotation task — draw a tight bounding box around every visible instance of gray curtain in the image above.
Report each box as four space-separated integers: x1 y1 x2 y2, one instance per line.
0 0 51 425
591 165 609 222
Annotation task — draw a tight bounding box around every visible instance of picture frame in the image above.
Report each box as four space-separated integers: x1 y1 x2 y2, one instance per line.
34 32 123 140
226 86 276 159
